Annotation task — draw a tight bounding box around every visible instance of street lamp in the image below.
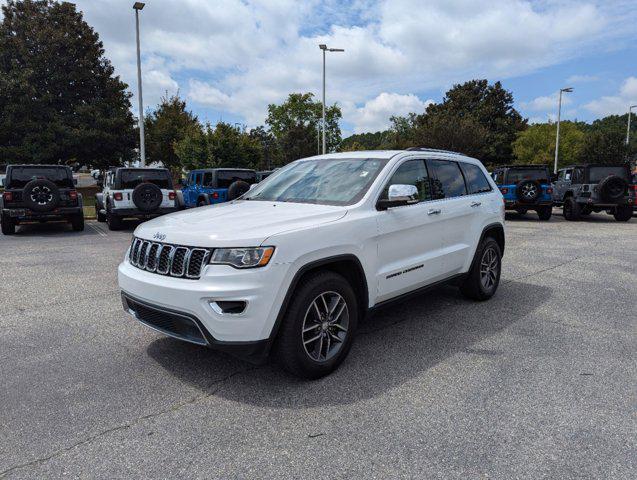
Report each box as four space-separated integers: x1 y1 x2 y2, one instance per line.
553 87 573 174
626 105 637 146
133 2 146 167
319 44 344 155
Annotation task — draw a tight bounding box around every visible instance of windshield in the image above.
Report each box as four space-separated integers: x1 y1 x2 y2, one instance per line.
8 166 72 188
120 169 172 189
505 168 549 184
245 158 388 206
588 166 628 183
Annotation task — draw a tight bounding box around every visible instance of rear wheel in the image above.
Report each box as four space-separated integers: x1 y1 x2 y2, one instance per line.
1 213 16 235
106 212 122 231
96 205 106 222
563 197 581 221
197 198 207 207
536 205 552 221
274 271 358 379
613 205 632 222
70 213 84 231
460 237 502 301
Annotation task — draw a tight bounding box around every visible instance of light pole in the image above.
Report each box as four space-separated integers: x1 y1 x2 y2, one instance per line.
553 87 573 174
319 44 344 155
626 105 637 146
133 2 146 167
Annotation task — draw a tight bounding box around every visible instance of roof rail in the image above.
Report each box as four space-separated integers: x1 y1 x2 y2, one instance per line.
405 147 464 155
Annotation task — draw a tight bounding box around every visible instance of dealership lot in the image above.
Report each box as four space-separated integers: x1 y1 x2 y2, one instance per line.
0 213 635 479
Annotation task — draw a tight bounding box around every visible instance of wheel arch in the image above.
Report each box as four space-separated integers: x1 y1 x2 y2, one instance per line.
480 223 505 256
268 254 369 344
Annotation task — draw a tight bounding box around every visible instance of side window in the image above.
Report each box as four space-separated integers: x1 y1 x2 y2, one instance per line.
426 159 468 199
558 170 565 181
564 169 572 181
461 163 492 194
381 159 431 202
195 173 203 186
203 172 213 187
187 173 195 186
572 168 583 184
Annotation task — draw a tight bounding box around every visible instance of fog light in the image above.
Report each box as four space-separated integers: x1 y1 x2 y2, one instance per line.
209 300 247 315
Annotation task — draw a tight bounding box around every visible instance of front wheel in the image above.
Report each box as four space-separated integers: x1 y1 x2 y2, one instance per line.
106 212 122 231
274 271 358 379
70 213 84 232
460 237 502 301
613 205 633 222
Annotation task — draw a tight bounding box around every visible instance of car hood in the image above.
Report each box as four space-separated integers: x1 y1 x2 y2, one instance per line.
133 200 348 247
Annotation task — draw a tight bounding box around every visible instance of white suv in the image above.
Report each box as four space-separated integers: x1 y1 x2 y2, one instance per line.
118 149 505 378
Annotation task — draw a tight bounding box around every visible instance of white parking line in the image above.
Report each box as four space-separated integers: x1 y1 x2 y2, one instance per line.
88 222 108 237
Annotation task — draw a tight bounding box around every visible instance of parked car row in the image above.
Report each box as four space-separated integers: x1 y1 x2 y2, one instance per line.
492 163 635 222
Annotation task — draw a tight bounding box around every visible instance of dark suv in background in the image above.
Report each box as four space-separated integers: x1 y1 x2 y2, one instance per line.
552 164 634 221
491 165 553 220
0 164 84 235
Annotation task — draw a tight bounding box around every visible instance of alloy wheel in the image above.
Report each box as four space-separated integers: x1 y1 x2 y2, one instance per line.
479 247 499 291
302 291 349 362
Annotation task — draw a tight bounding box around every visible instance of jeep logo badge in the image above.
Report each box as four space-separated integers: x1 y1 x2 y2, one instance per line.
153 232 166 241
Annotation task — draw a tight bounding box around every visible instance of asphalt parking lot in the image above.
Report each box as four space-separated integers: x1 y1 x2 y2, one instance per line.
1 211 635 479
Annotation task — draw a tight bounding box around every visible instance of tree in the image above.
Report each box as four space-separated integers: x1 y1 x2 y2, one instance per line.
0 0 136 168
248 126 279 170
340 131 387 151
513 121 585 168
421 80 527 165
266 93 341 164
578 126 628 164
144 94 199 173
414 113 489 159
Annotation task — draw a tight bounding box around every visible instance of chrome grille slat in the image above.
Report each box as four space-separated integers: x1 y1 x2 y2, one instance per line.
129 237 209 280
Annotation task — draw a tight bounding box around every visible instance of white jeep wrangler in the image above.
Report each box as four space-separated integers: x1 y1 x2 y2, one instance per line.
95 167 179 230
118 149 505 378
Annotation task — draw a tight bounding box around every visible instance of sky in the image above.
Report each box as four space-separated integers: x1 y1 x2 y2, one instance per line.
3 0 637 136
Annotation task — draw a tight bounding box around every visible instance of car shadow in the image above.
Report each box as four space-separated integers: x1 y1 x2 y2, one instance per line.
9 221 94 237
146 280 551 408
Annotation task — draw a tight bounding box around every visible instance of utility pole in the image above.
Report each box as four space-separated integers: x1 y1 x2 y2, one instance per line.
553 87 573 174
133 2 146 166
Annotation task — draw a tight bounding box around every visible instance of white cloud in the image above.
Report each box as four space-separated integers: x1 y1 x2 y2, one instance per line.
566 74 599 84
584 77 637 116
521 93 572 112
3 0 636 131
346 93 433 133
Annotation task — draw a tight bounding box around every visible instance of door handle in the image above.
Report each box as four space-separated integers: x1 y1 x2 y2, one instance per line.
428 208 441 215
470 201 481 207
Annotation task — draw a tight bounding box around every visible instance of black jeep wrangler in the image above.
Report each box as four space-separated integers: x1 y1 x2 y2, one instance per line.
0 164 84 235
552 164 635 221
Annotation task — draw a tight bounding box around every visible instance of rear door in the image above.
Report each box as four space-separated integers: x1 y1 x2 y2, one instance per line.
426 158 474 275
376 158 446 302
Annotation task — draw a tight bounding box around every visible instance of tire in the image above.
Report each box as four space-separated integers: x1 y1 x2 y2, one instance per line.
516 180 541 203
598 176 627 203
563 197 581 221
460 237 502 301
96 204 106 222
1 213 16 235
107 212 122 231
536 205 552 221
197 198 207 207
70 213 84 231
227 180 251 201
23 179 60 212
132 183 162 212
580 205 592 216
613 205 632 222
274 271 358 379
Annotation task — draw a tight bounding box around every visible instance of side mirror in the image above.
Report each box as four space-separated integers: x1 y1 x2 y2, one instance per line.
377 184 419 210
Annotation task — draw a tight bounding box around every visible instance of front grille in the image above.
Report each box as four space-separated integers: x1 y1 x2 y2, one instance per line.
123 294 208 346
129 237 210 279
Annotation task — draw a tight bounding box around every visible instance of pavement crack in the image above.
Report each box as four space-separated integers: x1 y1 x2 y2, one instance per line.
0 365 260 478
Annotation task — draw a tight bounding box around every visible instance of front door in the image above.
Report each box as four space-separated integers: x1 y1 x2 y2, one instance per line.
376 158 447 303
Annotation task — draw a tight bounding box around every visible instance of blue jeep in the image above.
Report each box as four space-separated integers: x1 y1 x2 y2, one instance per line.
181 168 257 207
491 165 553 220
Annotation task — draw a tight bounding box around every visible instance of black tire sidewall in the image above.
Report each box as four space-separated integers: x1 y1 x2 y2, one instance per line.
132 183 162 212
516 180 541 203
599 176 627 202
613 206 632 222
275 272 358 379
23 179 60 212
227 181 251 201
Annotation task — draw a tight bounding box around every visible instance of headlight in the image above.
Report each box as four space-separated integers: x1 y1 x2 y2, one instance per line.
209 247 274 269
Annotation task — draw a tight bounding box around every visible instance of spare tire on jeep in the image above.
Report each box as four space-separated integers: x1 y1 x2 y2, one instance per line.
598 175 627 202
23 179 60 212
132 183 163 212
227 180 250 200
516 179 541 203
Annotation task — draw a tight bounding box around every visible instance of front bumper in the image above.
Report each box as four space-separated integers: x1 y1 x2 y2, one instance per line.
118 256 291 349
